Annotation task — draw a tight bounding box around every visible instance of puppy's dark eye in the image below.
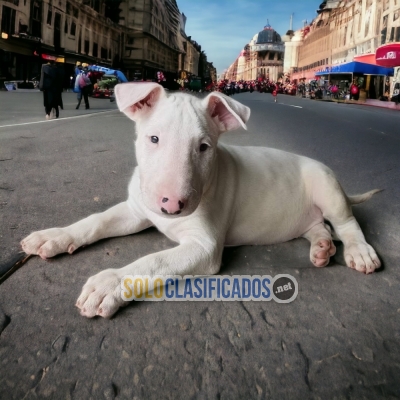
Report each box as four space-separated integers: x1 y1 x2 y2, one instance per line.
151 136 159 144
199 143 209 152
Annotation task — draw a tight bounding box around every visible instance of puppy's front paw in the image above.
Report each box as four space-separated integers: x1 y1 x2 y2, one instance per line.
344 242 381 274
21 228 76 259
76 269 124 318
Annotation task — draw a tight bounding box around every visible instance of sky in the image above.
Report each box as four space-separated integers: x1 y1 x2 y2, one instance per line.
176 0 320 75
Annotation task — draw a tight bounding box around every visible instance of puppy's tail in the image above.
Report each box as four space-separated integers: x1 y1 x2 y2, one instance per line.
348 189 383 205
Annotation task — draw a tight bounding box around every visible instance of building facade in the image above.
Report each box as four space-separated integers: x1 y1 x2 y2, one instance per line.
284 0 400 99
0 0 211 86
0 0 122 86
180 38 200 77
208 61 216 82
178 12 200 77
224 23 284 82
120 0 185 81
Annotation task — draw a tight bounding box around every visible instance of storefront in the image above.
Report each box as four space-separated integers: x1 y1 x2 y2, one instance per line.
1 36 119 90
0 33 72 88
375 43 400 103
315 61 394 100
0 33 43 84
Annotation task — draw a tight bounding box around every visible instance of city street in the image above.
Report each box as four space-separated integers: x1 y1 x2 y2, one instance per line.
1 90 399 399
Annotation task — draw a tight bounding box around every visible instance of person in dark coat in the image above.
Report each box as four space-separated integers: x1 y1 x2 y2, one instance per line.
55 63 64 112
39 60 62 119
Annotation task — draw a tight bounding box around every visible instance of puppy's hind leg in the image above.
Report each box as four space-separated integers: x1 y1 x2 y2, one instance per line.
311 168 381 274
303 222 336 267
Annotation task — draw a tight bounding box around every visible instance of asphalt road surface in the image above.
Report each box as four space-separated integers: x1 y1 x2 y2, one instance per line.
0 90 399 399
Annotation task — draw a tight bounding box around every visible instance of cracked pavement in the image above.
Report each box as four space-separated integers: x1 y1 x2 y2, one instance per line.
0 91 399 399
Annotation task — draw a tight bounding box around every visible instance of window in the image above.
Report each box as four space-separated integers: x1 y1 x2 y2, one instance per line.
382 15 388 44
54 13 60 30
93 42 98 57
1 5 16 35
389 27 395 41
47 6 52 25
19 21 28 33
93 0 100 13
31 1 41 37
101 47 107 59
381 28 387 44
64 18 68 33
70 21 76 36
84 40 89 55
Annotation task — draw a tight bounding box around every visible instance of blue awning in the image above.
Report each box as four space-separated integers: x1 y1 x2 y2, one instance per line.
315 61 394 76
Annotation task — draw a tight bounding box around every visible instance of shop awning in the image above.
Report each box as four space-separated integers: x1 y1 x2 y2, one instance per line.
315 61 394 76
354 54 378 65
375 43 400 67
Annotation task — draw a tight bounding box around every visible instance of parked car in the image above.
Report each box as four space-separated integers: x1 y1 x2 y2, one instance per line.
4 80 37 91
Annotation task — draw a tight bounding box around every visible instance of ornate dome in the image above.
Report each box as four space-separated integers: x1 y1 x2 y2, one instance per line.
256 22 282 44
250 33 259 45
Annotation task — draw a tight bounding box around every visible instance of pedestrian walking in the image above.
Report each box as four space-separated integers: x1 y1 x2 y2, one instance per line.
39 60 60 119
330 83 339 99
350 79 360 100
272 85 278 103
75 66 92 110
54 63 64 116
72 61 82 89
75 61 82 77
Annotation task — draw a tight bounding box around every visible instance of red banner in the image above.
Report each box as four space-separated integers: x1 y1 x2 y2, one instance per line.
375 43 400 67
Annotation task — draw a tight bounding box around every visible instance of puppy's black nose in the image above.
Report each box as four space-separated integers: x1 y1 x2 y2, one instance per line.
160 198 186 215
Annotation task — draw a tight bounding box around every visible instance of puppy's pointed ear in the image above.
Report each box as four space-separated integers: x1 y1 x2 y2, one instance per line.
114 82 166 121
203 92 251 134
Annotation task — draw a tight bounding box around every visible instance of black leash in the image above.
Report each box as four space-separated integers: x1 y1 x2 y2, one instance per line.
0 253 32 285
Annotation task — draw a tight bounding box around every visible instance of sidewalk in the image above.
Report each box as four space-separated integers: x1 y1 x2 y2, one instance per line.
315 95 400 110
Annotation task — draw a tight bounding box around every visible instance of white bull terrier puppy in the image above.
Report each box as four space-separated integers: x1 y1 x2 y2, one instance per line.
21 82 381 318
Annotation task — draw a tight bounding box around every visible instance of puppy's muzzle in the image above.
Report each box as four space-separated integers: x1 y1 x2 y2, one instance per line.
160 197 186 215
